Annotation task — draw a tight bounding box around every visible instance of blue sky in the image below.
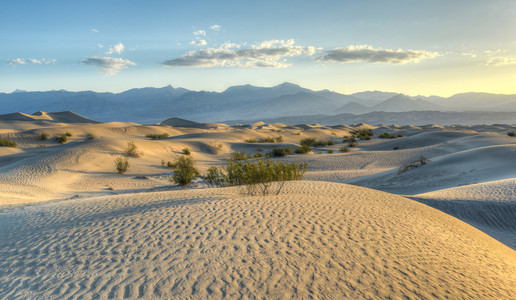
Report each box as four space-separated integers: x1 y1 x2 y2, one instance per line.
1 0 515 95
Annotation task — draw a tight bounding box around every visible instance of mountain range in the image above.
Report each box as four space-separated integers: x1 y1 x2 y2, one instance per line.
1 82 516 124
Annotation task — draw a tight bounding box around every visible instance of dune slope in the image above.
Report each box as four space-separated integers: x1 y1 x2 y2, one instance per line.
0 181 514 299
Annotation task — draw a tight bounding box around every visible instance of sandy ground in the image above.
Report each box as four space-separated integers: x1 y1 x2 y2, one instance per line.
0 112 515 298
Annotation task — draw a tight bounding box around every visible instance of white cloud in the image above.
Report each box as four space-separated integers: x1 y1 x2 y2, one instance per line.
97 43 104 48
193 30 206 36
7 58 56 65
190 39 207 46
81 57 136 75
318 45 440 64
486 56 516 66
91 28 99 33
163 39 315 68
210 25 221 31
106 43 125 55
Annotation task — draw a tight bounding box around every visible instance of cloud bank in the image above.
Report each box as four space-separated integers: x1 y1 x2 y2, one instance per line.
106 43 125 55
318 45 439 64
486 56 516 66
163 39 315 68
7 58 56 65
81 57 135 75
190 39 207 46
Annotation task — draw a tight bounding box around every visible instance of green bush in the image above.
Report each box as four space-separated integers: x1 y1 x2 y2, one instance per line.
229 151 250 161
327 149 334 154
40 133 49 140
125 142 143 158
65 132 73 137
379 132 400 139
354 129 373 140
147 133 169 139
339 147 350 153
248 136 284 143
508 131 516 137
86 133 95 139
202 158 307 195
0 137 17 147
56 135 68 144
270 147 291 157
295 144 312 154
254 152 264 158
274 136 284 143
182 148 191 155
300 138 334 147
114 157 130 174
167 156 199 186
245 138 257 143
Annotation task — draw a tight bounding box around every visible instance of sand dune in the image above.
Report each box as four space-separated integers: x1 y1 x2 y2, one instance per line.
1 116 516 298
1 182 515 299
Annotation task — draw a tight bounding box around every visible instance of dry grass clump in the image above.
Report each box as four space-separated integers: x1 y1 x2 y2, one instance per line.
56 135 68 144
203 158 307 195
0 137 17 147
182 148 191 155
125 142 143 158
114 157 130 174
86 133 95 139
398 156 429 174
339 146 350 153
40 132 49 140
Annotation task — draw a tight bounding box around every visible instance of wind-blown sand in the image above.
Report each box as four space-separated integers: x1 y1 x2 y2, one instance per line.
0 113 515 298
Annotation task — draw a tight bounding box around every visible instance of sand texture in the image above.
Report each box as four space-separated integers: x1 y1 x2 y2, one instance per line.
1 113 515 298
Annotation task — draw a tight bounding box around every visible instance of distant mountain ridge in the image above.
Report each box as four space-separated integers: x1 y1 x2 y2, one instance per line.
1 83 516 124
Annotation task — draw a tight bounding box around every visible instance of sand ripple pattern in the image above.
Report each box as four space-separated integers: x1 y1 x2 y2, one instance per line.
1 181 515 299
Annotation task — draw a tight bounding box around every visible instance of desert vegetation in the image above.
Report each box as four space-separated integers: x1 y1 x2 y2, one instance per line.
295 144 312 154
246 136 283 143
0 137 17 147
353 129 373 140
86 133 95 139
508 131 515 137
378 132 402 139
398 156 429 174
182 147 191 155
125 142 143 158
339 146 350 153
146 133 169 139
114 157 130 174
300 137 335 147
167 156 200 186
56 135 68 144
269 147 292 157
40 132 49 140
203 158 307 195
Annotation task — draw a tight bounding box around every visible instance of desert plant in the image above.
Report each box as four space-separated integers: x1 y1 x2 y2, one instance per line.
508 131 516 137
300 137 317 146
300 137 334 147
147 133 169 139
245 138 257 143
254 152 264 158
0 137 17 147
203 158 307 195
229 151 250 161
327 149 334 154
270 147 291 157
274 136 284 143
257 146 263 152
354 129 373 140
168 156 199 186
65 132 73 137
295 144 312 154
125 142 143 158
339 146 350 153
86 133 95 139
379 132 400 139
209 142 224 154
56 135 68 144
40 132 49 140
398 156 429 174
347 140 358 147
114 157 130 174
182 147 191 155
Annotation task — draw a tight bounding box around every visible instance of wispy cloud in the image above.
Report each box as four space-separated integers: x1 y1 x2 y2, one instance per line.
7 58 56 65
163 39 315 68
210 24 221 31
106 43 124 55
90 28 99 33
486 56 516 66
193 30 206 36
318 45 440 64
81 57 135 75
190 39 207 46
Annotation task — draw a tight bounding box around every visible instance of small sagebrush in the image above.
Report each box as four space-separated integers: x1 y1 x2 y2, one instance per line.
56 135 68 144
114 157 130 174
339 147 350 153
125 142 143 158
86 133 95 139
147 133 169 139
295 144 312 154
40 133 49 140
167 156 199 186
182 148 191 155
0 137 17 147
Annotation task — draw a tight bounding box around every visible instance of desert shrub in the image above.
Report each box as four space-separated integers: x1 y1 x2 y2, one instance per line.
86 133 95 139
300 137 317 146
56 135 68 144
339 147 350 153
292 132 301 136
161 159 166 166
209 142 224 154
398 156 429 174
0 137 17 147
125 142 143 158
114 157 130 174
274 136 284 143
182 147 191 155
343 135 356 143
257 146 263 152
327 149 334 154
40 132 49 140
254 152 264 158
65 132 73 137
508 131 516 137
167 156 199 186
147 133 169 139
347 140 358 147
270 147 291 157
397 134 403 138
354 129 373 140
229 151 250 161
202 158 307 195
295 144 312 154
245 138 257 143
300 138 334 147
